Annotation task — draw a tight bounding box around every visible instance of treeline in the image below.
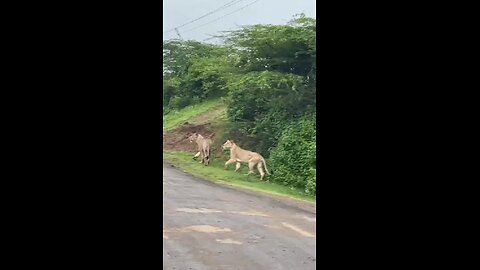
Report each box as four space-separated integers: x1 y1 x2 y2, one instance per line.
163 14 316 196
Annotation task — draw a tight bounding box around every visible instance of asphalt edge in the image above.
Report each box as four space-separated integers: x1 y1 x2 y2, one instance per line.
163 161 316 215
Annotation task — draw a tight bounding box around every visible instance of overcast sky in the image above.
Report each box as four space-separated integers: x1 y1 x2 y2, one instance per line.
163 0 316 43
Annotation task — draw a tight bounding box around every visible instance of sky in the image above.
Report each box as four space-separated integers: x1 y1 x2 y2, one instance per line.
163 0 316 43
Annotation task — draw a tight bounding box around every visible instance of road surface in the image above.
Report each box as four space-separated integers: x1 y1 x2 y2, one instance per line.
163 163 316 270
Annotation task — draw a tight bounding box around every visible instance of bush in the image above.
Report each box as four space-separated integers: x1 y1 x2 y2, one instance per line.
225 71 306 156
169 95 191 110
163 77 181 112
305 168 316 196
269 115 316 195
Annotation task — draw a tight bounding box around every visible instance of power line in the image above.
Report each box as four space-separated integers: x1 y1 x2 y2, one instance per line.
174 28 183 39
202 34 227 42
163 0 245 35
181 0 261 35
202 36 218 42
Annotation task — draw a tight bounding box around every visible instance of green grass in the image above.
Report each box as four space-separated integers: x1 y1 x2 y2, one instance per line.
163 99 224 132
163 151 316 203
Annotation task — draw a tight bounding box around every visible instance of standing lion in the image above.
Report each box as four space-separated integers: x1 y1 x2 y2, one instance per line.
187 132 212 165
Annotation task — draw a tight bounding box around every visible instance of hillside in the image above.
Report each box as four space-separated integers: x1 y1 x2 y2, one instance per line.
162 99 315 203
163 14 316 198
163 99 225 153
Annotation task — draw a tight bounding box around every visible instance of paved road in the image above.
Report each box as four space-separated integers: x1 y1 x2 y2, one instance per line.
163 163 316 270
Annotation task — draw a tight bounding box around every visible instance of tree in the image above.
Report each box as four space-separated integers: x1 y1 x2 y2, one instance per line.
163 40 231 111
221 15 317 155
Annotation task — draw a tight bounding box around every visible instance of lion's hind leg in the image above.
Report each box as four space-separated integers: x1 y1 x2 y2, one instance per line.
245 160 256 176
205 148 211 165
202 148 210 166
257 162 265 180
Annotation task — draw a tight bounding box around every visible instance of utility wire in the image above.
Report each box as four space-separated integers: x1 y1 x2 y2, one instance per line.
174 28 183 39
202 35 226 42
163 0 245 34
181 0 261 35
202 36 218 42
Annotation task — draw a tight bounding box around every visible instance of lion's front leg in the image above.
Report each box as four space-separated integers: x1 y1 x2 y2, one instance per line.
193 151 201 160
224 159 236 170
195 151 204 163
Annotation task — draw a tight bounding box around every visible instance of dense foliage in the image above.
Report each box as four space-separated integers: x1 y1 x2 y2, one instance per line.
163 14 316 196
269 116 316 195
163 40 234 113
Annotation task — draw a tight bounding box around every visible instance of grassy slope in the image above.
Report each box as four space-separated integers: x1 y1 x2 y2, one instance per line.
163 99 316 204
163 152 316 203
163 99 224 132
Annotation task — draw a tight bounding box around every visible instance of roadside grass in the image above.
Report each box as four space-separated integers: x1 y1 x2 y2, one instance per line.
163 151 316 203
163 99 224 132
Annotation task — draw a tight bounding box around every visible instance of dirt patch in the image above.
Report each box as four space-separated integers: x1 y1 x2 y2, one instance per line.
175 208 222 214
281 222 315 238
215 239 243 245
163 105 228 153
226 211 269 217
163 122 215 152
165 225 232 233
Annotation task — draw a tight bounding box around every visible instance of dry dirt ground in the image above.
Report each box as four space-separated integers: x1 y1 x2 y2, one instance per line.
163 107 224 153
163 122 215 152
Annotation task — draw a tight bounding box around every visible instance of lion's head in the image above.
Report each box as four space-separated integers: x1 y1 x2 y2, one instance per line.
222 140 235 150
187 133 198 143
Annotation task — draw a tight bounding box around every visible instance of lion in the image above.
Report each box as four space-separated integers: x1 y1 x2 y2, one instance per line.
221 140 271 180
187 132 212 165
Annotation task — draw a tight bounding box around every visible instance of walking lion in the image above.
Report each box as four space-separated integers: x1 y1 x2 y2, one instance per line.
222 140 271 180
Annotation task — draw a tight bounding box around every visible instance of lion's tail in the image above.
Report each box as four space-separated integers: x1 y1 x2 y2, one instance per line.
261 157 271 175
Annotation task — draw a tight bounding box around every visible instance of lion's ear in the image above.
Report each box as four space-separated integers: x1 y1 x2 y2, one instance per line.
230 140 235 143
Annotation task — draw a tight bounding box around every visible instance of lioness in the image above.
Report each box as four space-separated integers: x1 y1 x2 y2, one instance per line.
222 140 271 180
187 132 212 165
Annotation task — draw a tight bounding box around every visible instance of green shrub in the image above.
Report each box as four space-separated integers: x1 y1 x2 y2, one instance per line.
225 71 307 156
269 115 316 195
169 95 191 110
305 168 316 196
